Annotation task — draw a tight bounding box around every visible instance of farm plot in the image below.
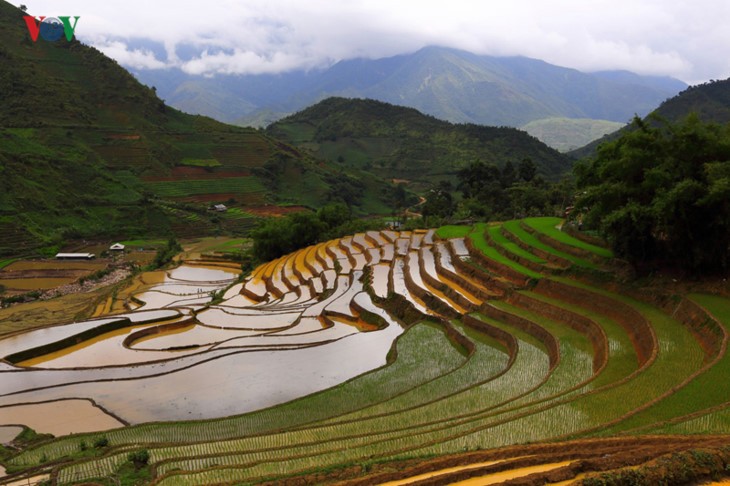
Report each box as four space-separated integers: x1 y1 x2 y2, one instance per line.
1 219 727 486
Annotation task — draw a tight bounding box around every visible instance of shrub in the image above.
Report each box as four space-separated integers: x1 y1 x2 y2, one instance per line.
128 449 150 466
93 436 109 448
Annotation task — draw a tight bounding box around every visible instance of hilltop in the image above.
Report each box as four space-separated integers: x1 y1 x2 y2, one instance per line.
267 97 573 192
0 1 393 256
570 77 730 159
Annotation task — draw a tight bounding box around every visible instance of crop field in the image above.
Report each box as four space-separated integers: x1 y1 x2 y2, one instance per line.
0 218 729 485
142 177 266 198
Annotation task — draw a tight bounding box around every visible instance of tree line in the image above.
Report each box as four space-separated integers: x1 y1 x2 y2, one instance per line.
574 114 730 274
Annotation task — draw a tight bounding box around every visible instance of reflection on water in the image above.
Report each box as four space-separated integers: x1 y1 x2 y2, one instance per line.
0 231 468 425
0 400 124 436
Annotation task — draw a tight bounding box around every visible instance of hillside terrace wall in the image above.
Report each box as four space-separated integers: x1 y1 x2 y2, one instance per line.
533 279 655 367
500 225 573 269
504 292 608 373
464 236 532 287
478 303 560 370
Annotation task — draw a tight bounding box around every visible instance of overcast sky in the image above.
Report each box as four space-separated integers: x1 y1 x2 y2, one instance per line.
11 0 730 84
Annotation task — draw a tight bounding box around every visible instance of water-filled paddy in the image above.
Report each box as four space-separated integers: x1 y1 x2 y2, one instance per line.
0 400 124 436
0 231 466 429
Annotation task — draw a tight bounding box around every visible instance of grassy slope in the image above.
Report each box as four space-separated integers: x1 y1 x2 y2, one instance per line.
267 97 573 192
0 1 394 256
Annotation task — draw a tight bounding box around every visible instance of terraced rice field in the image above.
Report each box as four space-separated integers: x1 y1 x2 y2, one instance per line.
0 218 729 485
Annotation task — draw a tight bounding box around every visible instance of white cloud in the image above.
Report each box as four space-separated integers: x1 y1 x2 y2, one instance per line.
8 0 730 83
93 40 168 70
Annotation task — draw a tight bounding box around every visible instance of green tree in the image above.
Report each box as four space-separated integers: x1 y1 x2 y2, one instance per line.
575 114 730 273
519 158 537 182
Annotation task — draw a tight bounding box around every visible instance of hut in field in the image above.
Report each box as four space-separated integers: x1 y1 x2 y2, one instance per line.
55 253 95 260
109 243 125 251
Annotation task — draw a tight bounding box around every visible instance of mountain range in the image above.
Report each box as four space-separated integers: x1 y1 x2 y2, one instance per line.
133 45 686 148
0 1 577 256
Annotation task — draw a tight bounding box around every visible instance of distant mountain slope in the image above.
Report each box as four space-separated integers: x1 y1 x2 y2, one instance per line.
521 118 626 152
0 1 391 255
569 78 730 159
267 97 573 191
134 46 686 132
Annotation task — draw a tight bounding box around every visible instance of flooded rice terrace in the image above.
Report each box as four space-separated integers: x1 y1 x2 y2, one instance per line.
0 235 413 432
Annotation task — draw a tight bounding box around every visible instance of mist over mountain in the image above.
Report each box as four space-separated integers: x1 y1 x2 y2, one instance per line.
569 77 730 159
132 46 686 134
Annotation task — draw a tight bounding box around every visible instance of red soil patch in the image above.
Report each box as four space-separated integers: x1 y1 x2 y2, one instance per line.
144 168 252 182
178 193 241 203
265 436 730 486
105 134 140 140
245 206 309 217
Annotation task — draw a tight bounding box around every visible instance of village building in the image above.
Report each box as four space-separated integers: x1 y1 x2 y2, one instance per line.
55 253 95 260
109 243 125 251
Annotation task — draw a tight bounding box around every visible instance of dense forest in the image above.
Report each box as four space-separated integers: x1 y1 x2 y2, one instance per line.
574 114 730 274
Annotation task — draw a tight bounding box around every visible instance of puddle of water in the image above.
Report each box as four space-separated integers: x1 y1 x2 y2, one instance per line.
322 269 337 289
196 308 300 329
0 400 124 436
270 317 326 335
338 258 352 274
352 233 374 250
283 256 302 287
135 290 204 310
381 230 398 242
367 247 381 265
423 229 435 245
133 324 261 350
450 238 470 256
396 238 411 256
317 243 335 269
367 231 389 246
167 265 238 282
381 243 395 261
391 258 433 315
405 252 428 291
305 245 325 274
451 461 574 485
0 316 404 424
216 320 358 348
436 241 457 272
351 253 368 271
325 272 363 318
0 425 22 444
381 460 505 486
371 263 391 298
18 319 196 368
0 317 127 360
310 276 324 294
420 246 439 280
2 473 50 485
339 236 357 254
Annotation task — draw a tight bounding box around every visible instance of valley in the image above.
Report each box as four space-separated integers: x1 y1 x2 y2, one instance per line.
1 1 729 484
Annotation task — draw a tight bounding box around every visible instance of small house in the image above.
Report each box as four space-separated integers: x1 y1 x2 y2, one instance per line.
109 243 125 251
214 204 228 212
55 253 95 260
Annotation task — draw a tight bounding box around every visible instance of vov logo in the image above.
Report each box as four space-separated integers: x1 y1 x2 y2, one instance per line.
23 16 80 42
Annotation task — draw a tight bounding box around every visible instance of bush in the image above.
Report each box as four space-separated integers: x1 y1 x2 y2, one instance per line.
127 449 150 466
93 436 109 448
